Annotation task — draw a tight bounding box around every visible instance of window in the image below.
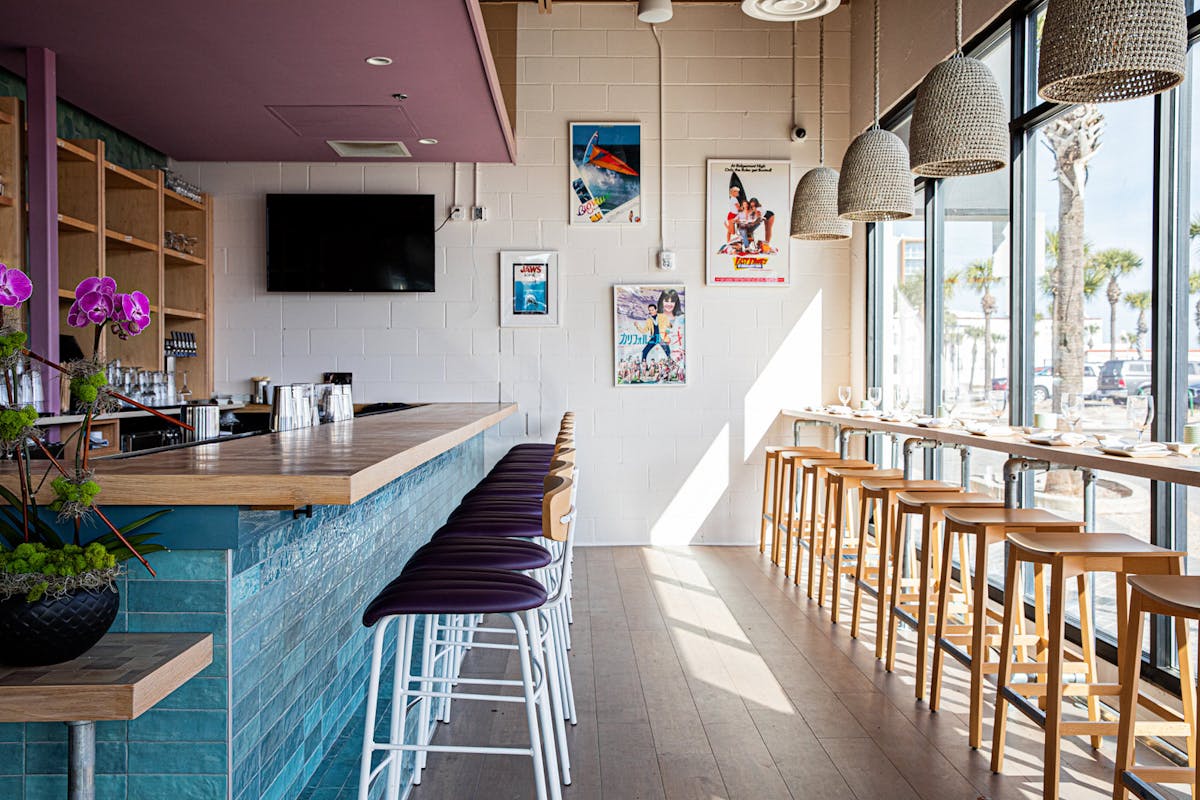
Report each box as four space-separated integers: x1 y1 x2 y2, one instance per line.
868 4 1200 690
879 188 927 413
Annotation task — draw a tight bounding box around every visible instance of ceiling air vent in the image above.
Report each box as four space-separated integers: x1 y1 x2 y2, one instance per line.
741 0 840 21
326 140 412 158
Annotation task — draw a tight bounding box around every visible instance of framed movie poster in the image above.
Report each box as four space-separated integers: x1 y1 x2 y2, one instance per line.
500 251 560 327
613 284 686 387
569 122 642 226
705 159 791 286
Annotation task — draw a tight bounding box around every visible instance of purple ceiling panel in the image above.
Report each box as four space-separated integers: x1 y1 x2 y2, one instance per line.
0 0 515 163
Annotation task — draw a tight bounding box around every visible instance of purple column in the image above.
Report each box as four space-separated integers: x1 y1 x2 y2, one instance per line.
25 47 60 412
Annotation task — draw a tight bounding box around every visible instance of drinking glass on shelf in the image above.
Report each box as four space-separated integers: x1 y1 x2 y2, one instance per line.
1127 394 1154 443
866 386 882 412
837 385 852 407
1061 392 1084 433
941 386 959 420
987 389 1008 425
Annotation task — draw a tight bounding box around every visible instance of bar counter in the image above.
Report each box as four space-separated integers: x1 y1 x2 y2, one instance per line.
0 402 515 800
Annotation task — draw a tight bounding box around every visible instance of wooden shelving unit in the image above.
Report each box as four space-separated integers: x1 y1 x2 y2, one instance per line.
53 136 212 399
0 98 24 332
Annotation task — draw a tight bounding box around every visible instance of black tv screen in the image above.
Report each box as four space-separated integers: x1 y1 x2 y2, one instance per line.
266 194 435 292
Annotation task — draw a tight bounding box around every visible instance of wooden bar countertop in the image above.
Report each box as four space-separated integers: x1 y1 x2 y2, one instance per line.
0 403 516 507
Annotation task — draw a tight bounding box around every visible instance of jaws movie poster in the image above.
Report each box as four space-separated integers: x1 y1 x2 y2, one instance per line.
570 123 641 226
706 159 790 286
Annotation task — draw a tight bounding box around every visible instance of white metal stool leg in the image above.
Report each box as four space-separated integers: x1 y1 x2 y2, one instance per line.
358 616 392 800
388 615 414 797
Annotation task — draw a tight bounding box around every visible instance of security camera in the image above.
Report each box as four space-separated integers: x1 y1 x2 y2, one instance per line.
392 93 409 102
791 127 808 143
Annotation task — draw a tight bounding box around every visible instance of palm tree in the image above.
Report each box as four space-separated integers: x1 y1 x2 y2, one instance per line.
947 258 1004 391
1120 330 1140 352
1190 270 1200 345
1089 248 1143 360
963 325 986 391
1086 323 1100 350
1123 290 1151 359
898 273 924 318
1043 105 1105 412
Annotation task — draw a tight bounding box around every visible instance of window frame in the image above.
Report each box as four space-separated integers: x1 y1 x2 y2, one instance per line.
867 0 1200 695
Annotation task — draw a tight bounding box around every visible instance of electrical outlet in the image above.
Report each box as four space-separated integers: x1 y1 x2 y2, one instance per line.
658 250 676 271
471 205 488 222
449 205 466 221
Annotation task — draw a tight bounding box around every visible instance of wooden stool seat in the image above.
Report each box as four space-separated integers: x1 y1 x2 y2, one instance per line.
760 446 836 563
883 491 1005 693
1114 575 1200 800
1007 532 1178 559
1125 574 1200 615
849 479 962 658
991 534 1190 799
792 457 875 595
931 507 1085 748
818 467 901 620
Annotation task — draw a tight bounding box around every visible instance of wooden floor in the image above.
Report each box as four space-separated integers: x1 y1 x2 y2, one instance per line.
408 546 1185 800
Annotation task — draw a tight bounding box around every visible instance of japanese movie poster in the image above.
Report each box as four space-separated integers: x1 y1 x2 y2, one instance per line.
613 285 686 387
570 123 641 226
706 159 791 286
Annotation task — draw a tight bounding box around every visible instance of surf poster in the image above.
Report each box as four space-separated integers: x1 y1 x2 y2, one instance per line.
613 284 686 387
706 159 791 286
570 123 641 226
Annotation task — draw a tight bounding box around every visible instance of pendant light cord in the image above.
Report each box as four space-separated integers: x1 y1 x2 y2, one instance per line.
872 0 880 128
955 0 963 56
818 17 825 165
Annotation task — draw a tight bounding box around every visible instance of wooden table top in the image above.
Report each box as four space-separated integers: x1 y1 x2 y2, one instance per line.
1 402 516 507
0 632 212 722
784 408 1200 488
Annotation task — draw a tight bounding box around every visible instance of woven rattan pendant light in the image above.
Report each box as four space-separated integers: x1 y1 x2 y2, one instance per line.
792 18 852 240
909 0 1006 177
1038 0 1187 103
838 0 913 222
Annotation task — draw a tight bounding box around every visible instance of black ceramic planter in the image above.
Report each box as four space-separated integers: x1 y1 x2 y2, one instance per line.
0 585 119 666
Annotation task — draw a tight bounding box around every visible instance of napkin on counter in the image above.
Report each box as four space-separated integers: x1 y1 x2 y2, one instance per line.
826 405 854 415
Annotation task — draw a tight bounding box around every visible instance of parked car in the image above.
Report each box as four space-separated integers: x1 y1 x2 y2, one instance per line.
990 365 1098 402
1099 359 1200 402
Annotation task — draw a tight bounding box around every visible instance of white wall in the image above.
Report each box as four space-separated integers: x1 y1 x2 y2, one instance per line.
175 1 853 546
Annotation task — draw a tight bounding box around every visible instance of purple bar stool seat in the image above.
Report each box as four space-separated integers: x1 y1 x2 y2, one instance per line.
433 517 544 539
402 543 552 573
363 569 547 624
450 502 542 521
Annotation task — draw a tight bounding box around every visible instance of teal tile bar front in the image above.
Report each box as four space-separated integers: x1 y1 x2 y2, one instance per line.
0 404 510 800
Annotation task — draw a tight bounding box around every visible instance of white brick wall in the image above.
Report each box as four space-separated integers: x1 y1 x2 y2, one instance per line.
175 2 852 546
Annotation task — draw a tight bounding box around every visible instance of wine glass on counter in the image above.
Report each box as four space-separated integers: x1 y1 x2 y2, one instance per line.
941 386 959 421
987 389 1008 426
1127 394 1154 443
1061 392 1084 433
837 385 852 408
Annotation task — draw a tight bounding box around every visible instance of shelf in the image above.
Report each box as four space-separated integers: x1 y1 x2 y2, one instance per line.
164 189 203 211
104 162 156 191
56 138 96 163
0 196 12 208
105 229 159 253
163 307 205 320
58 213 97 234
164 249 205 267
57 288 74 302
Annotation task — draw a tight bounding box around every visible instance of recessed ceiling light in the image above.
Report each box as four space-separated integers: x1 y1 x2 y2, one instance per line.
418 138 438 145
365 56 393 66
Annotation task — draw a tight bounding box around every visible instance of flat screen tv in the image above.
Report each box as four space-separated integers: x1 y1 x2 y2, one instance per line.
266 194 435 292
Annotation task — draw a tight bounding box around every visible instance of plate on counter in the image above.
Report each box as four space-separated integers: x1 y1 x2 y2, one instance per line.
1099 445 1172 458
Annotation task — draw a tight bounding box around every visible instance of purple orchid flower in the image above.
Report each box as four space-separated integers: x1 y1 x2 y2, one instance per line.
67 276 117 328
0 264 33 307
111 291 151 338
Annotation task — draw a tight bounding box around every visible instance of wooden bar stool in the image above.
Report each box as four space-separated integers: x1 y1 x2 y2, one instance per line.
818 465 902 622
930 507 1085 748
990 534 1190 800
849 479 963 660
769 447 837 568
884 491 1005 695
795 457 875 596
1113 575 1200 800
759 446 836 562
